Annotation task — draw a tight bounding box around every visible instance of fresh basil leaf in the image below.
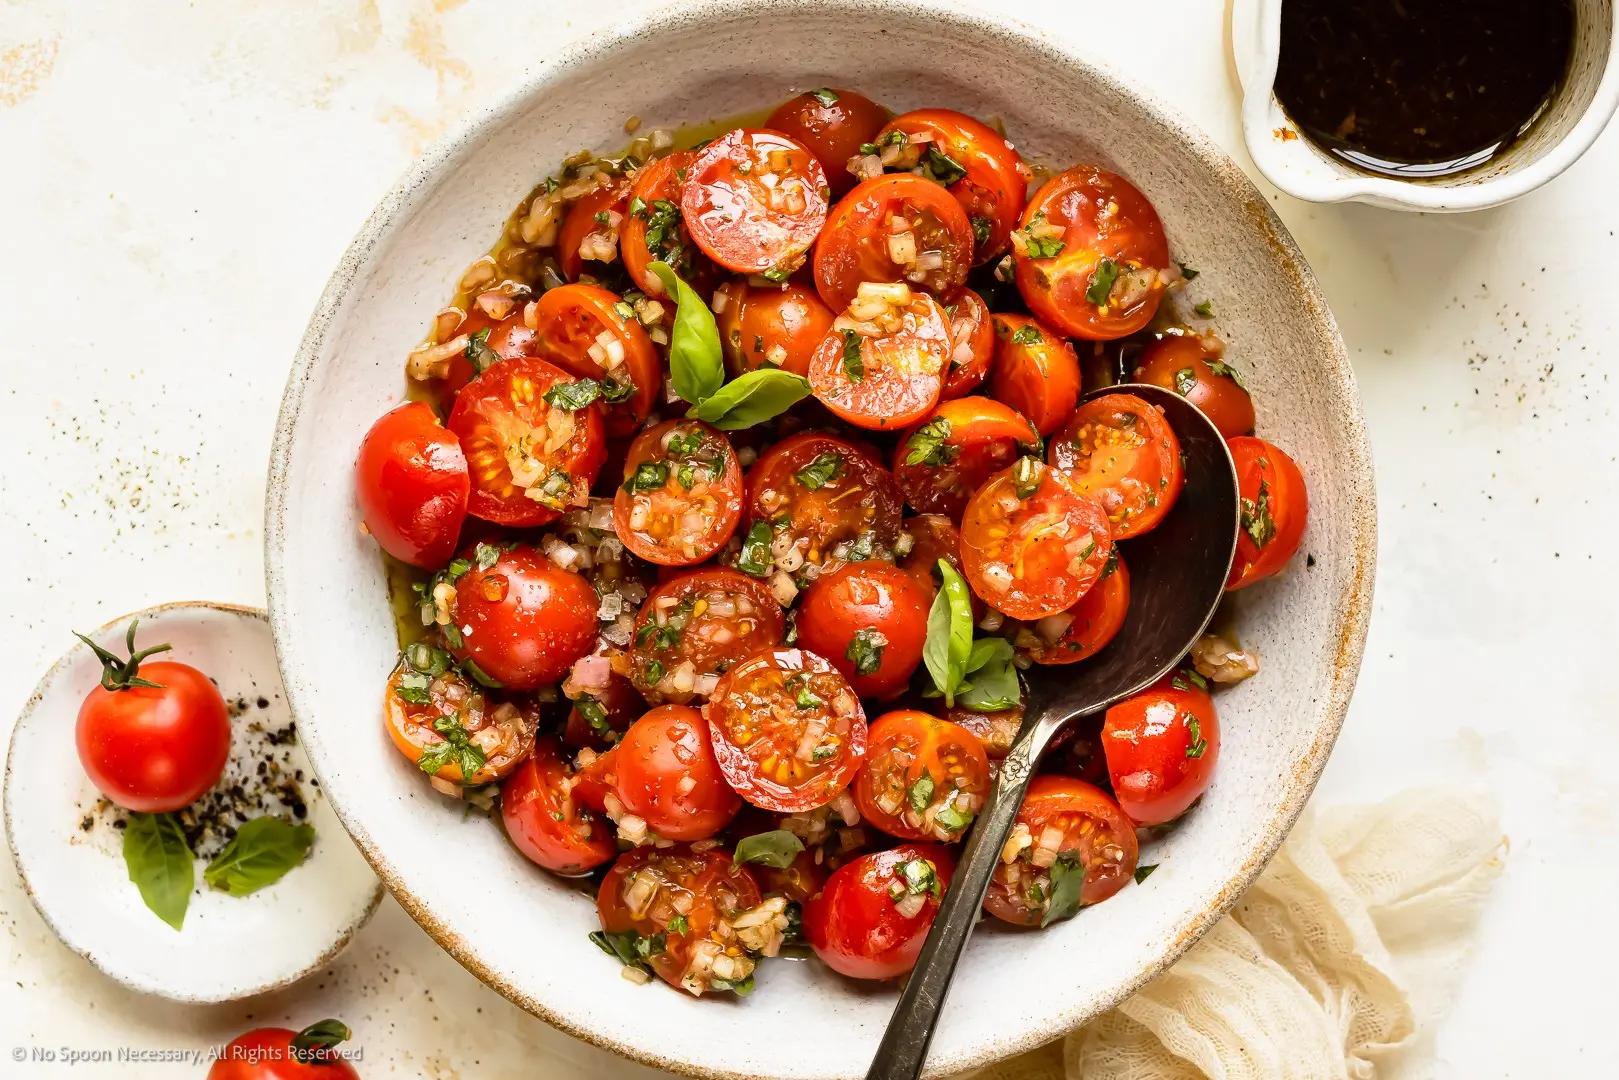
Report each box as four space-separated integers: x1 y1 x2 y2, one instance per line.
122 812 194 930
691 368 812 430
794 452 843 491
1086 257 1119 306
1042 856 1086 927
544 378 606 410
956 637 1020 712
1134 863 1160 884
1010 324 1041 346
907 769 935 813
840 329 864 382
649 261 723 405
733 829 805 869
203 816 316 897
922 560 974 705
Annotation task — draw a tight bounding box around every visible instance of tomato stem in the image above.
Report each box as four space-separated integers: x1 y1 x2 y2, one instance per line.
290 1018 352 1062
74 618 172 692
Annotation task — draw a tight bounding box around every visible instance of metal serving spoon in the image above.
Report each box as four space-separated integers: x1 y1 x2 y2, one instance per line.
866 382 1240 1080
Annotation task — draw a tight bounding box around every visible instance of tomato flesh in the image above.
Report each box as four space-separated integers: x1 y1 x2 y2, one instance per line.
983 775 1137 925
766 88 890 199
989 313 1081 437
808 289 950 430
796 562 931 700
1133 333 1255 439
530 283 660 439
628 567 785 703
893 396 1039 519
447 544 600 690
501 736 617 874
802 843 956 980
682 129 829 276
1227 436 1309 589
620 151 708 296
383 664 537 786
1024 553 1130 664
613 420 743 566
76 660 230 814
1050 392 1183 539
1102 672 1219 826
853 711 989 842
558 175 629 281
355 402 469 570
612 704 742 841
745 431 903 570
939 286 995 399
813 173 973 312
704 647 866 812
878 108 1028 264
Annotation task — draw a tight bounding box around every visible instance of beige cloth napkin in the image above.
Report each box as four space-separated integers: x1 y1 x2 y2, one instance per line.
968 789 1505 1080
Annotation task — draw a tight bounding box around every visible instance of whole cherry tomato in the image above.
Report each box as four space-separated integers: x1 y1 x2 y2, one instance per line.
802 843 956 980
354 402 469 570
501 736 617 874
989 314 1081 437
207 1019 359 1080
1132 333 1255 439
1101 671 1220 826
1227 436 1309 590
75 621 230 814
1024 552 1130 665
446 544 599 689
796 562 931 699
716 279 836 378
766 88 890 198
611 705 742 842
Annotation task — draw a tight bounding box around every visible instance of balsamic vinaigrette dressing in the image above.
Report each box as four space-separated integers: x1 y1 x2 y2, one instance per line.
1273 0 1575 178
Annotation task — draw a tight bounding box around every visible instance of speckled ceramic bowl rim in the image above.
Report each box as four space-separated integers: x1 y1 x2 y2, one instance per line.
263 0 1376 1074
2 601 386 1004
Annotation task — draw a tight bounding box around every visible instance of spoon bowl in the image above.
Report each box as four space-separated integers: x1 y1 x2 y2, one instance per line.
867 383 1240 1079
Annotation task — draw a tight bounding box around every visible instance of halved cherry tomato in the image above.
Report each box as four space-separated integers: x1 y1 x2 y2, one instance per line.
1133 333 1255 439
448 356 607 527
447 544 600 689
745 431 903 570
597 845 764 994
809 289 950 430
960 459 1114 620
611 705 742 842
802 843 955 980
355 402 469 569
501 736 617 874
796 562 931 699
983 775 1138 925
1227 436 1308 590
558 175 630 281
682 129 829 276
813 174 973 312
940 286 995 398
945 703 1023 760
428 301 539 405
896 514 966 602
613 420 744 566
1014 164 1170 340
628 568 785 702
1024 551 1130 664
383 663 537 786
853 711 989 842
1102 671 1219 826
766 88 889 199
716 279 836 377
1050 392 1183 539
878 109 1028 264
529 283 659 438
893 397 1038 519
989 314 1081 437
705 647 866 812
563 673 645 749
620 151 707 296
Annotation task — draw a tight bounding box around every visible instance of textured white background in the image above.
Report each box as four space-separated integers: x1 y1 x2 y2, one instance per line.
1 0 1614 1075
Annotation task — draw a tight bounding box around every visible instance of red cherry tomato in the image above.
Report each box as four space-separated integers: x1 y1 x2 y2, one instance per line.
813 174 973 312
878 109 1029 264
802 843 956 980
704 647 866 812
989 314 1081 437
1014 164 1169 340
939 286 995 399
597 846 764 994
355 402 469 570
960 460 1114 621
1050 392 1183 539
893 396 1038 519
1133 334 1255 439
765 88 889 199
1227 437 1309 589
715 279 835 377
447 356 607 528
1102 672 1219 826
627 568 784 703
383 662 536 786
620 151 710 296
796 562 931 699
945 703 1023 760
853 711 989 842
983 775 1138 925
558 175 630 281
1024 552 1130 664
446 544 599 690
501 736 617 874
808 290 950 430
74 624 230 814
563 673 645 750
750 847 828 904
613 420 744 566
611 705 742 841
207 1021 359 1080
682 129 829 276
529 283 660 439
421 302 538 404
745 431 904 570
896 514 967 603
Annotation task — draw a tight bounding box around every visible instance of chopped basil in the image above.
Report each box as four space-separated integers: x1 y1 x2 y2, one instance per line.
593 209 612 225
1010 324 1042 346
667 913 691 935
627 195 647 217
1135 863 1160 884
1208 359 1247 389
394 669 433 706
536 469 573 507
622 460 670 494
1020 214 1065 259
840 329 864 383
907 769 936 813
465 327 499 375
473 542 504 571
575 694 613 737
1178 263 1200 281
404 642 450 679
761 265 791 283
736 521 774 577
790 673 824 710
643 658 664 685
810 743 837 761
1041 857 1086 926
970 215 992 247
733 830 805 869
921 560 974 705
880 129 907 147
1241 479 1277 547
1171 669 1209 693
1013 455 1042 499
858 142 881 155
641 200 684 263
1086 257 1120 306
809 87 840 106
202 816 316 897
1173 367 1198 396
897 857 941 898
417 715 488 780
1097 546 1120 582
590 928 665 971
846 628 886 676
795 451 843 491
921 146 968 185
935 801 973 832
1194 300 1215 318
710 975 755 996
1185 715 1208 759
666 430 704 458
545 377 610 409
903 417 957 467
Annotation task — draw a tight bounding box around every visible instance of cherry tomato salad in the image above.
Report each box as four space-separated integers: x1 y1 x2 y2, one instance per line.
356 88 1310 996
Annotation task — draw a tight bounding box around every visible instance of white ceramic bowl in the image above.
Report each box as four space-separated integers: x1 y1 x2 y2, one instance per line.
265 2 1376 1076
1233 0 1619 212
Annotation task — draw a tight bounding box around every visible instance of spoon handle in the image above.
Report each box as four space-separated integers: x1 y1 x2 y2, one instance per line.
865 707 1068 1080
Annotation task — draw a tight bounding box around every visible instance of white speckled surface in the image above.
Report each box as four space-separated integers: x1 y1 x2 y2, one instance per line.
2 0 1616 1076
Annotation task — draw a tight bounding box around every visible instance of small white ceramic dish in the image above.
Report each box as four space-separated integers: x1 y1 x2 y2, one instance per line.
3 602 383 1003
1233 0 1619 211
265 1 1375 1076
